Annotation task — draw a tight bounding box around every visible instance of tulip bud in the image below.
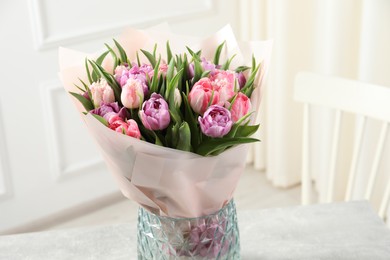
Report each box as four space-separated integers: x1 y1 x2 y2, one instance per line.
174 88 182 107
121 78 144 109
89 78 115 108
228 92 252 122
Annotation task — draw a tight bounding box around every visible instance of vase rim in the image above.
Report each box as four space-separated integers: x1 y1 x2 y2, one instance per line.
140 199 235 220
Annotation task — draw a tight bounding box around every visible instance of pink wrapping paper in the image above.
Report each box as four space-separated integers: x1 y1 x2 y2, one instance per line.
59 24 272 218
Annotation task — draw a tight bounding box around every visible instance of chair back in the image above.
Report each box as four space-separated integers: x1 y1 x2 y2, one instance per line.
294 72 390 220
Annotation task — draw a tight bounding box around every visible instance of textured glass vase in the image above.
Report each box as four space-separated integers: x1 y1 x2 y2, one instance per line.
137 199 240 259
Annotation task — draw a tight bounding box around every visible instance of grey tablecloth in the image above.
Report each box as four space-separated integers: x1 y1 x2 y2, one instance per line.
1 201 389 259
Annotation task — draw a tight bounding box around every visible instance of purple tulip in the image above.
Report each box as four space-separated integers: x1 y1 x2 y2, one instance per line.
198 105 232 138
114 65 129 87
188 58 219 78
82 91 90 100
201 58 218 71
236 72 247 89
114 64 150 96
90 102 127 122
139 93 170 131
129 64 153 83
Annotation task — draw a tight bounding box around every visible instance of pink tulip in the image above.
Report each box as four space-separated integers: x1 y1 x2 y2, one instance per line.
148 62 168 79
139 93 170 131
121 119 141 139
89 79 115 108
228 92 252 122
210 70 235 103
109 118 141 139
121 78 144 109
188 78 220 115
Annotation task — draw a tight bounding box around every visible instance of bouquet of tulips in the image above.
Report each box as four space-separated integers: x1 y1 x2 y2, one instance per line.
59 25 272 258
69 40 261 156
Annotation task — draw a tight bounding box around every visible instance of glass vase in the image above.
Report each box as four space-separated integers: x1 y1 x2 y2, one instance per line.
137 199 240 259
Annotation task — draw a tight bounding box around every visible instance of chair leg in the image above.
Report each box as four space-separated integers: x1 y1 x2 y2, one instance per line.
302 103 311 205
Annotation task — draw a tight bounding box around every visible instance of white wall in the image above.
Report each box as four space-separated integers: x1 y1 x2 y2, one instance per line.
0 0 240 234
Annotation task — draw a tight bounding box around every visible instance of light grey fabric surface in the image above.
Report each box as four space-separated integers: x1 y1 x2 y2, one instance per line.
1 201 389 259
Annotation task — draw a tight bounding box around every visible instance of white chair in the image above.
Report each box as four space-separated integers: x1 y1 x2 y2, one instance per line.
294 72 390 220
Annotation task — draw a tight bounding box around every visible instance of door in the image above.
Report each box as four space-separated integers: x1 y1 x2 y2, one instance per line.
0 0 239 234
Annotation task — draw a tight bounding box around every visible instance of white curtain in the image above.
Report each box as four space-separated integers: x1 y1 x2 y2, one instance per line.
240 0 390 220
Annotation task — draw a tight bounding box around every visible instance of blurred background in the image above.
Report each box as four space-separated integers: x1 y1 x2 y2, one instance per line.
0 0 389 234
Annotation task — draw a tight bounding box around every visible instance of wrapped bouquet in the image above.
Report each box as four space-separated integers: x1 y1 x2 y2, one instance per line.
59 24 272 259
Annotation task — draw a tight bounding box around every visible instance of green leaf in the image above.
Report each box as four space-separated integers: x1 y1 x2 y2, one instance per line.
169 109 181 125
221 54 236 70
136 51 141 66
79 78 93 105
180 54 188 89
168 67 183 124
166 68 184 100
228 93 238 111
159 78 166 97
141 49 156 68
137 125 155 143
177 121 192 152
150 56 161 94
78 78 89 91
95 51 109 66
236 111 254 125
113 39 128 64
182 92 200 149
85 58 93 84
235 66 251 73
186 46 201 61
252 55 256 72
235 124 260 137
196 137 260 156
175 54 182 68
152 131 163 146
91 114 109 127
207 90 215 107
240 63 260 96
185 81 190 96
201 70 211 78
153 43 157 59
104 44 119 68
213 41 225 65
170 123 179 148
74 84 86 94
226 112 256 138
166 58 175 84
192 58 203 84
166 41 173 63
69 91 94 111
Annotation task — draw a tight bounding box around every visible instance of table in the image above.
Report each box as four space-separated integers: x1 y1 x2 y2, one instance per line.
1 201 390 259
